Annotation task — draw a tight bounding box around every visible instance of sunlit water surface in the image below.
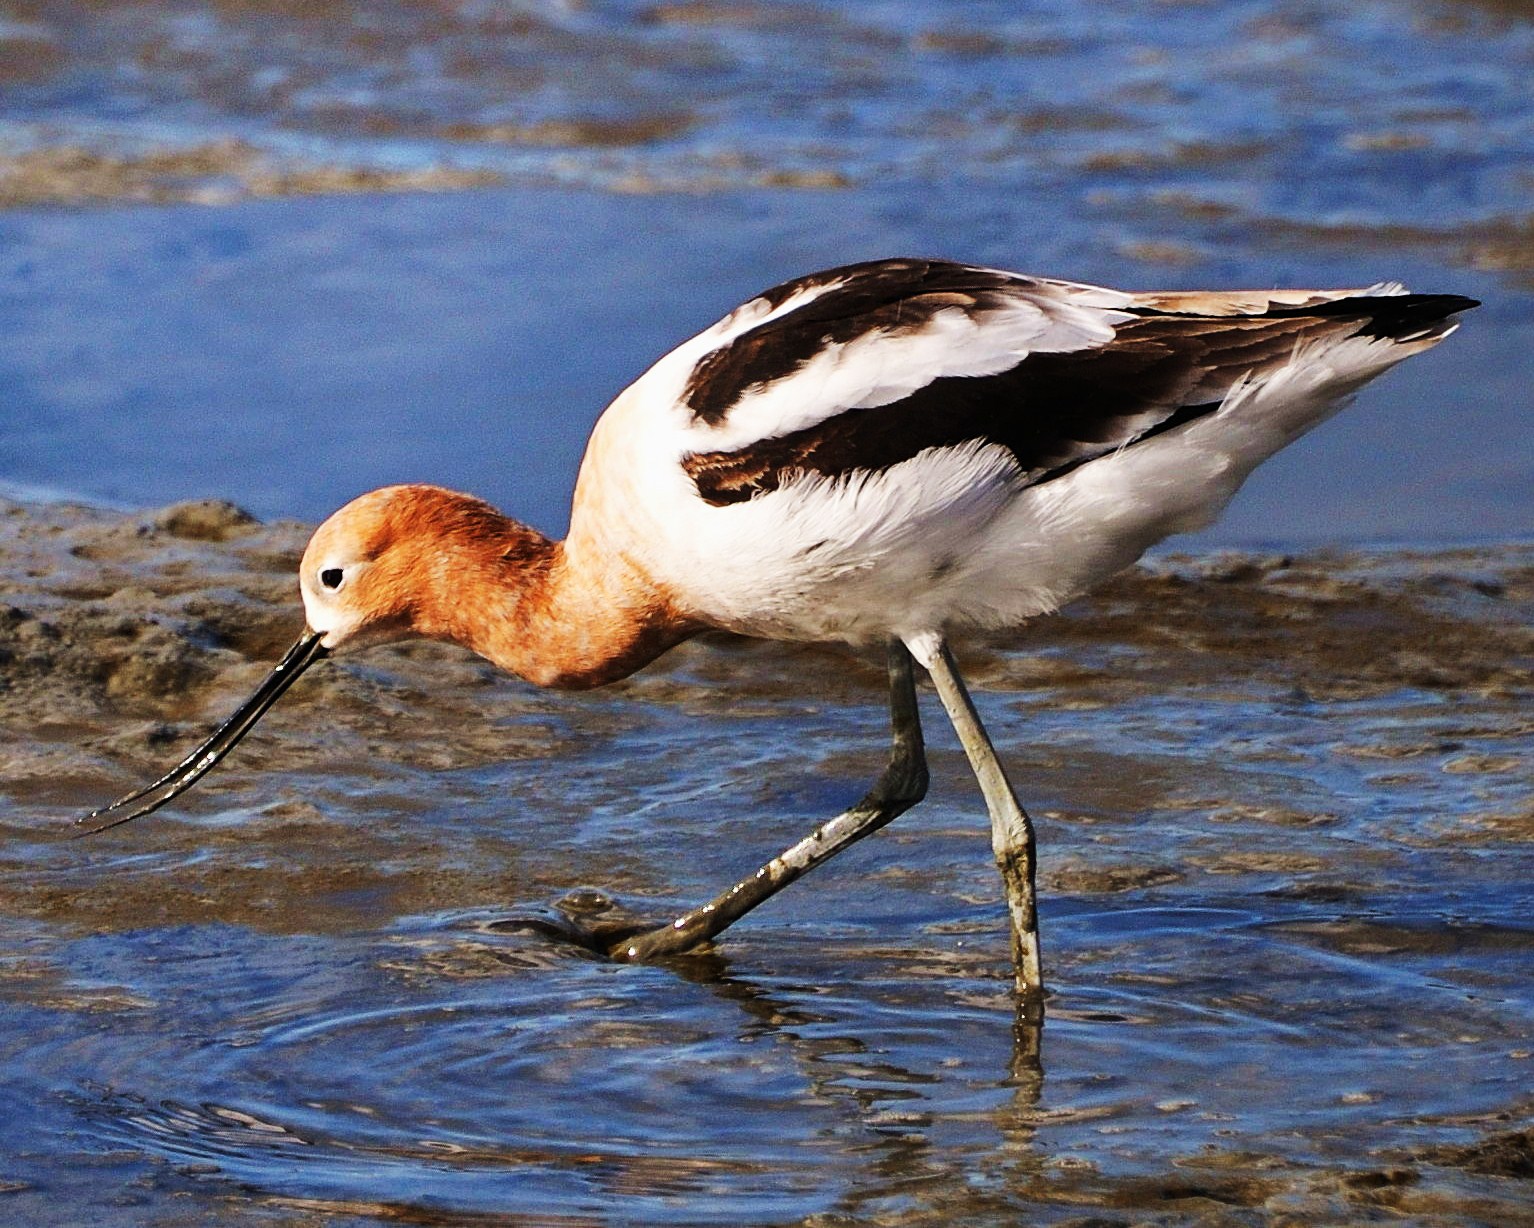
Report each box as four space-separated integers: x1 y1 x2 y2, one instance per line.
3 512 1530 1224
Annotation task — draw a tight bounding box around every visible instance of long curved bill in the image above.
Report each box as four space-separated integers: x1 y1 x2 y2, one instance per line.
74 630 330 836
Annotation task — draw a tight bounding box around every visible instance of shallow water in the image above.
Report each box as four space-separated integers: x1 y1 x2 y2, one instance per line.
1 501 1531 1224
1 1 1532 1224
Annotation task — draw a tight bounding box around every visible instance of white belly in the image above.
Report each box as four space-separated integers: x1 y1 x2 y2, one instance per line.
596 331 1421 645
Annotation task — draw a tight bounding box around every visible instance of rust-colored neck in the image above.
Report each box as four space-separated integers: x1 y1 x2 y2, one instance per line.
410 513 694 690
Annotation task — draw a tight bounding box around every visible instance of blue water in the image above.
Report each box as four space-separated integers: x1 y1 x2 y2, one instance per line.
0 0 1530 542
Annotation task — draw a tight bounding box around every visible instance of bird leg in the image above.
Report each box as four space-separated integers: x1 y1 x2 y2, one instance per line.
915 637 1043 997
611 639 929 961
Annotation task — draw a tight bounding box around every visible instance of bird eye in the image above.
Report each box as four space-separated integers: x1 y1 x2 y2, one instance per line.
320 568 344 590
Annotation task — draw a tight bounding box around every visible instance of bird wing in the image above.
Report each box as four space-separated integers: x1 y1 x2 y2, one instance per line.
668 259 1438 508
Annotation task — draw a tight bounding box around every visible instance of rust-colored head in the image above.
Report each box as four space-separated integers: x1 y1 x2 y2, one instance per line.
75 483 542 834
299 483 528 653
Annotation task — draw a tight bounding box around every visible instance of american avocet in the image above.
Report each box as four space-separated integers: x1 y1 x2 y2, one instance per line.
77 258 1476 993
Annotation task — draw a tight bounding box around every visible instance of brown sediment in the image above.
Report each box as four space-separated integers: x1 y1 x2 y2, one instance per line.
1044 859 1184 894
1257 213 1534 291
639 1 844 30
1464 798 1534 840
1115 238 1205 266
149 498 263 543
0 496 1530 1223
0 141 502 209
861 1149 1534 1224
3 494 1529 934
993 547 1534 702
1079 138 1276 173
442 115 697 148
0 31 62 84
1420 1123 1534 1179
1134 191 1534 291
910 30 1007 57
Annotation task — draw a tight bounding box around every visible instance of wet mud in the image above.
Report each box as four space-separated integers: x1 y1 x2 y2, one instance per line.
0 141 501 208
2 495 1530 1225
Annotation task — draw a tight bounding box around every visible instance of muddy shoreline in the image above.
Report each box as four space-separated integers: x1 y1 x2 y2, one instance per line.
5 495 1530 822
2 494 1531 1223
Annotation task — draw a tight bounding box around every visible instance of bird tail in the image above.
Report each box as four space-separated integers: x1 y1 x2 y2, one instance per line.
1254 288 1480 344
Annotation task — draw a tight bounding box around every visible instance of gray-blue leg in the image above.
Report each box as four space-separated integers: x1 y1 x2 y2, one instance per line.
614 639 928 961
908 634 1043 996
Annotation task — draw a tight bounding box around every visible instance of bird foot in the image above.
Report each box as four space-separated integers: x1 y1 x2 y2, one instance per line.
484 888 669 959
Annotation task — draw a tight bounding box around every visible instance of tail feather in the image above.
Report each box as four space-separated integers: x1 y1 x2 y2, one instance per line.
1255 291 1480 340
1127 287 1479 342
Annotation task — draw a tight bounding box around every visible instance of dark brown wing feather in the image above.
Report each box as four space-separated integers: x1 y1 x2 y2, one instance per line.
680 264 1476 508
683 259 1045 426
683 315 1300 505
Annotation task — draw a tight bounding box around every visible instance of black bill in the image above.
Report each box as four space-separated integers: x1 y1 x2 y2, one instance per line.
74 630 330 835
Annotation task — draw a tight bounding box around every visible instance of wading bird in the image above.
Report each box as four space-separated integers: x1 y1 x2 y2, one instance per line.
77 258 1476 994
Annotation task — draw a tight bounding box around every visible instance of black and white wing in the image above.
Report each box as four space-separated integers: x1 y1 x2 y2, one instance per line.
645 258 1473 507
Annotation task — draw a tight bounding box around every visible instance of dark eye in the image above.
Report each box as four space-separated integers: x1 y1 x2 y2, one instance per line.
320 568 344 590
